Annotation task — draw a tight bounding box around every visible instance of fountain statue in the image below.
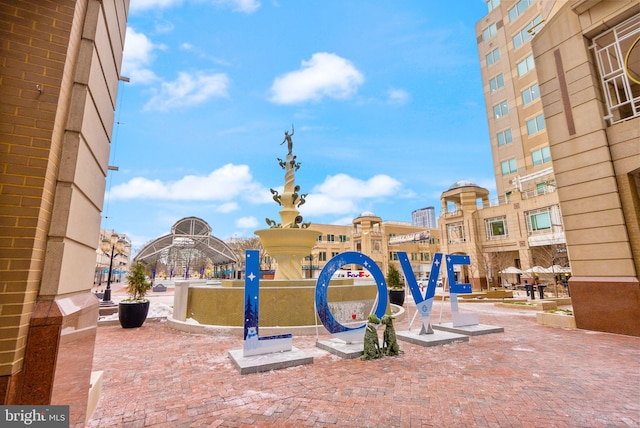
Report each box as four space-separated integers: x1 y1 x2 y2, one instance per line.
168 126 380 331
255 125 321 280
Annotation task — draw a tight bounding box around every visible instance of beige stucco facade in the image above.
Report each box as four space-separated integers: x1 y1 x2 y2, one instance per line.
531 0 639 336
306 213 441 283
462 0 639 336
0 0 129 424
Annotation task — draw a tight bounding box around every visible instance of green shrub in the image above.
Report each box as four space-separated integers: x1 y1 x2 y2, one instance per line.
387 264 403 290
125 262 151 301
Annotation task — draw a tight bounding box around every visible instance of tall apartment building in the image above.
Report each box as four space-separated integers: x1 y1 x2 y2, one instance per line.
438 0 570 291
412 206 437 228
439 0 639 336
0 0 129 423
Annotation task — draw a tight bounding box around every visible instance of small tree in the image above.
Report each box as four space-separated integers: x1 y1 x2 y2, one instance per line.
386 264 403 290
125 262 151 301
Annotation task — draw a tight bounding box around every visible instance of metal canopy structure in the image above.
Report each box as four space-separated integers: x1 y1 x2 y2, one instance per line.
133 217 238 272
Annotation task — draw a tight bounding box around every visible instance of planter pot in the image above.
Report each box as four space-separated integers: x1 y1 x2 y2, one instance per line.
118 300 150 328
389 289 405 306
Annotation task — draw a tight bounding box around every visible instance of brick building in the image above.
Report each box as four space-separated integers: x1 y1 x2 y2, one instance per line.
0 0 129 425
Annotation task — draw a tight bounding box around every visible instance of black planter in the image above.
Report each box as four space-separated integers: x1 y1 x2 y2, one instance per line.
118 300 150 328
389 289 405 306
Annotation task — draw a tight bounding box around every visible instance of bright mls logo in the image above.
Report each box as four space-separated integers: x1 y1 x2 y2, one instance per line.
1 406 68 427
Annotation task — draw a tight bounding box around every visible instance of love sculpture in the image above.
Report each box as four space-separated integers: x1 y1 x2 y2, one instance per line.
242 249 472 357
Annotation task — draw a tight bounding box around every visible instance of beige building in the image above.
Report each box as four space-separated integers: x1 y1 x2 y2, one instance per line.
0 0 129 424
439 0 571 292
441 0 639 336
305 212 441 283
530 0 639 336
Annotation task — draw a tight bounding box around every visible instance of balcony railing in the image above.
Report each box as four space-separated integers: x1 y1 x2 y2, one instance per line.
443 210 463 218
521 185 556 200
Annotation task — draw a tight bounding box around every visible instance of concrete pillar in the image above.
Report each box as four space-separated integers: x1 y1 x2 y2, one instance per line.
173 281 190 321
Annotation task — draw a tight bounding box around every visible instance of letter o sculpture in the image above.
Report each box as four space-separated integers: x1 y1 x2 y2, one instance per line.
315 252 388 342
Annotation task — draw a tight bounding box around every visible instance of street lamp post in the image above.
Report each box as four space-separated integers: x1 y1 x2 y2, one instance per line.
100 231 127 306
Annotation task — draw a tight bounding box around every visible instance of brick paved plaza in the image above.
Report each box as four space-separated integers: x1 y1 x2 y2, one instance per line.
89 300 639 427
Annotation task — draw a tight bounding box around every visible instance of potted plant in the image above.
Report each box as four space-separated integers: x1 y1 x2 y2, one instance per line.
387 264 405 306
118 262 152 328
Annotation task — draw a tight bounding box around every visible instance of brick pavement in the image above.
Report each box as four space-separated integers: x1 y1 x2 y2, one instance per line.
88 301 640 427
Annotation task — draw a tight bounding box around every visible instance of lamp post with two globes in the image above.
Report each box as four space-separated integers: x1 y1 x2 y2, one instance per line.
100 231 127 306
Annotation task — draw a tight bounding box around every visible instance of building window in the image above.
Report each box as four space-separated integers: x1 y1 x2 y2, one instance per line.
389 252 398 261
482 23 497 41
339 235 347 242
486 0 500 12
331 251 339 258
508 0 535 23
497 128 512 146
590 13 640 125
420 252 431 262
489 74 504 92
493 100 509 118
486 48 500 66
513 15 542 49
411 252 418 261
525 205 562 235
372 240 382 254
522 83 540 105
517 54 535 76
526 208 552 234
319 252 327 262
501 158 517 175
447 222 465 244
486 216 508 240
526 114 546 135
531 146 551 166
327 234 335 242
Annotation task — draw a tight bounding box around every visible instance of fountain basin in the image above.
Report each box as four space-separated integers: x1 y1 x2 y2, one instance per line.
184 280 380 327
255 228 321 280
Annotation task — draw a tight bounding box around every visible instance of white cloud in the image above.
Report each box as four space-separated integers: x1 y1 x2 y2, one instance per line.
314 174 401 199
299 173 402 217
109 164 260 200
217 202 239 213
235 216 259 228
144 71 230 111
300 193 359 216
131 0 259 13
269 53 364 104
130 0 184 12
122 27 163 84
154 20 175 34
330 215 358 226
387 88 410 105
213 0 261 13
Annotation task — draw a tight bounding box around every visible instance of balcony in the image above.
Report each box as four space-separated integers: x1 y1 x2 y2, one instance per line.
522 184 556 200
442 210 463 218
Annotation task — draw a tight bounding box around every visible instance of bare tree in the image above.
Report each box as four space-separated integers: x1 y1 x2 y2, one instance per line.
531 243 569 296
226 236 267 275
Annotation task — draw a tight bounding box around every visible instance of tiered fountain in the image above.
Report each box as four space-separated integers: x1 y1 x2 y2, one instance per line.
255 126 321 280
170 128 378 331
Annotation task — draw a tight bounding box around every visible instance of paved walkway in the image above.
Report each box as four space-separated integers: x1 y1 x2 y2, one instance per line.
88 298 640 427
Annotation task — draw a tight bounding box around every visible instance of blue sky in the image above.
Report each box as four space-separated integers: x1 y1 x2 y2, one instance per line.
105 0 494 252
